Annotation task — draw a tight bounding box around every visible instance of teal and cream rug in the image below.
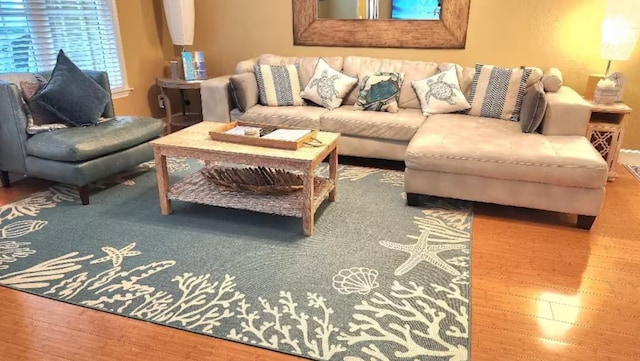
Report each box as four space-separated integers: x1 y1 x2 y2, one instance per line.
0 158 472 361
624 164 640 182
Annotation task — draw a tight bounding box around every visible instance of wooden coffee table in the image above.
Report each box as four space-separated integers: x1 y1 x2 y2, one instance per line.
150 122 339 235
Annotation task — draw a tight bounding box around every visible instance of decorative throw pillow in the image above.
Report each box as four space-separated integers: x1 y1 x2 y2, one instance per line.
542 67 563 92
519 81 547 133
467 64 532 121
30 50 110 126
354 72 404 113
411 66 471 116
229 72 259 112
19 75 69 135
300 58 357 110
253 64 304 106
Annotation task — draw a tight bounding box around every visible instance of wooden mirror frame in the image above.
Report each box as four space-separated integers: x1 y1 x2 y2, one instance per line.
293 0 470 49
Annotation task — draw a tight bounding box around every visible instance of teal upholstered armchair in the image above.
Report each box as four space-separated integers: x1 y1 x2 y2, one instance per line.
0 71 164 204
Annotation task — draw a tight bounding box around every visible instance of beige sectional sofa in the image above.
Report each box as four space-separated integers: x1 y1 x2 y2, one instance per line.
200 54 608 229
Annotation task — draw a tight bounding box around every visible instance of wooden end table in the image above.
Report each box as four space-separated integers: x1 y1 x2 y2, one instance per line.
150 122 339 236
157 78 203 134
585 101 632 181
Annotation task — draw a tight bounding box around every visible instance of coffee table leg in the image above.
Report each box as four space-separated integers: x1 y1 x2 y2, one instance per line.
329 146 338 202
154 149 172 215
303 167 314 236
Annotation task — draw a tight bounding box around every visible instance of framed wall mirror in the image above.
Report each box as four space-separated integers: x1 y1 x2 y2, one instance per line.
293 0 470 49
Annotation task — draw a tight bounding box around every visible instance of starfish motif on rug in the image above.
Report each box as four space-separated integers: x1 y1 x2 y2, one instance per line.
380 230 466 276
90 242 141 267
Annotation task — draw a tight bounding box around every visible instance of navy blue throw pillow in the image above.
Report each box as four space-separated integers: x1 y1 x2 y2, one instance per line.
31 50 110 126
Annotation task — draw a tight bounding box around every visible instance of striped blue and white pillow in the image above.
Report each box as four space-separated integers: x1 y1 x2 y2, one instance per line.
254 64 304 106
467 64 532 121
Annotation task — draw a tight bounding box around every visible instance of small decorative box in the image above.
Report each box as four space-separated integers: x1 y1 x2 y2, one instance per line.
593 87 618 105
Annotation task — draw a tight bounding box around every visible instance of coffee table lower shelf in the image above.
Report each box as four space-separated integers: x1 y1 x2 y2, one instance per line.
167 170 334 218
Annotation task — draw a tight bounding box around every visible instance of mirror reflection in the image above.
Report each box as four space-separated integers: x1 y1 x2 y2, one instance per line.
317 0 441 20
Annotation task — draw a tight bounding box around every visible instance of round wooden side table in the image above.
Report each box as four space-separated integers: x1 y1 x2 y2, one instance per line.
157 78 203 134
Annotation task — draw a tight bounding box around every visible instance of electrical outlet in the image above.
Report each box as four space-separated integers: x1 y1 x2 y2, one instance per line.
158 95 165 109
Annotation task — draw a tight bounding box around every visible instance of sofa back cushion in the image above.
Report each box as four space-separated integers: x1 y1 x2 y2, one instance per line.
343 56 438 109
257 54 343 88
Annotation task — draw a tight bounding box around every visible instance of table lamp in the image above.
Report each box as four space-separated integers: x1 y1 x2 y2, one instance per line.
163 0 195 51
585 0 640 101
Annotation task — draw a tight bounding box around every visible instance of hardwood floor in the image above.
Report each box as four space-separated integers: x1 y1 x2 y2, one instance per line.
1 164 639 361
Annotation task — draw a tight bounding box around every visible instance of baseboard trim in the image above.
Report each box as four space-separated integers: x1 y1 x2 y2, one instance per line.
620 149 640 164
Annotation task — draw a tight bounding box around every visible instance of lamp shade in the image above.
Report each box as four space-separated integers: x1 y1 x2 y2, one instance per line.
601 0 640 61
163 0 195 46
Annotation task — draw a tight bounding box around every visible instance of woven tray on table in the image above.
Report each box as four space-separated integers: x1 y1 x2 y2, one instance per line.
201 166 303 195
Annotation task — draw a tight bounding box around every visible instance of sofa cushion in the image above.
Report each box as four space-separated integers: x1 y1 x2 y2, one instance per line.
520 81 547 133
412 66 470 115
239 105 327 129
26 116 164 162
354 72 404 113
18 74 69 134
301 58 358 110
405 114 608 189
321 106 424 141
257 54 344 88
467 64 532 121
229 72 259 112
343 56 438 108
30 50 110 127
254 64 304 107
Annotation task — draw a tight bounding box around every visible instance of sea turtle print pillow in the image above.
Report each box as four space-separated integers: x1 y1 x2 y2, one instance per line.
354 72 405 113
412 66 471 116
301 58 358 110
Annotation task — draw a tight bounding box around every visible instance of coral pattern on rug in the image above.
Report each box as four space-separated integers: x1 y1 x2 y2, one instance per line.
0 158 471 361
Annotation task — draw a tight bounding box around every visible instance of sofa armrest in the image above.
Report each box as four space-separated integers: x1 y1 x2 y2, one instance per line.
201 75 234 122
539 86 590 136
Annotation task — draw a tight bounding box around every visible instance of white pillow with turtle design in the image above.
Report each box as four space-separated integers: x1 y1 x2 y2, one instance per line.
411 66 471 116
301 58 358 110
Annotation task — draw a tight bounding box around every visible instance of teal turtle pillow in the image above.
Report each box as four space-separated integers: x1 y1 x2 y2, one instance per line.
411 66 471 116
354 72 404 113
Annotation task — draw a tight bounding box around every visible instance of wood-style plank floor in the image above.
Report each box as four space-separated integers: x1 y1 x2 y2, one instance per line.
1 164 639 361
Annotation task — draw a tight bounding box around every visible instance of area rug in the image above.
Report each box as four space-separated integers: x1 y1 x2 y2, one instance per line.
624 164 640 182
0 158 472 361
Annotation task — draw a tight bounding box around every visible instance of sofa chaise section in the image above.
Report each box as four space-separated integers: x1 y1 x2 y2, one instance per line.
404 113 608 230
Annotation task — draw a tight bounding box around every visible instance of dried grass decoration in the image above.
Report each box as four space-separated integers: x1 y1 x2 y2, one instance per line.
201 166 304 195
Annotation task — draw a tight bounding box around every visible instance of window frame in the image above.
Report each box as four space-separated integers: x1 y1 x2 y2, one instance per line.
0 0 132 99
106 0 132 99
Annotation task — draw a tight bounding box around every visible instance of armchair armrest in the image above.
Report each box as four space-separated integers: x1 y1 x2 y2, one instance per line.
539 86 591 136
0 80 29 174
201 75 234 122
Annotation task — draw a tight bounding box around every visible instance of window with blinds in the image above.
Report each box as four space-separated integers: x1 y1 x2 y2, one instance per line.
0 0 128 94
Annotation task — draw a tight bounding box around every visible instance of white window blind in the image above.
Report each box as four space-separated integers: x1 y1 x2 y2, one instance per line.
0 0 128 93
